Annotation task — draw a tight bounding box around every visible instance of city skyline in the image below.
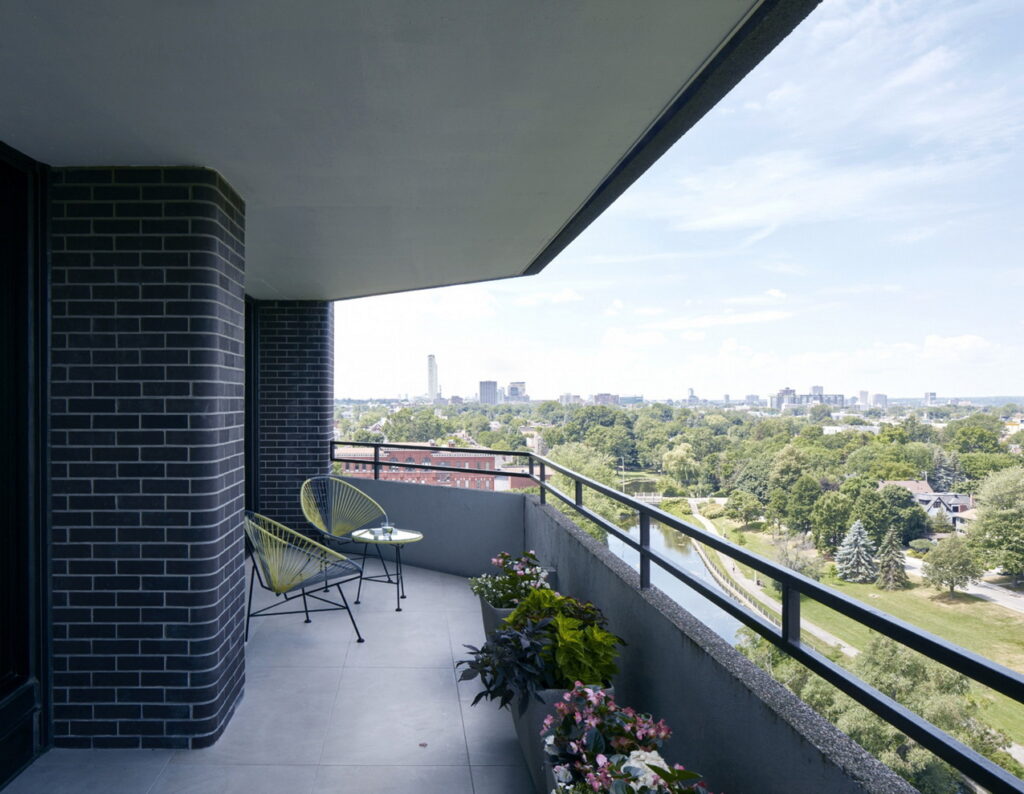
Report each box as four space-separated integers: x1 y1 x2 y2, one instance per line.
335 0 1024 400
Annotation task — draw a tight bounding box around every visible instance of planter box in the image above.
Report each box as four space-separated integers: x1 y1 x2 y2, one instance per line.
478 596 514 639
476 568 556 639
513 688 564 794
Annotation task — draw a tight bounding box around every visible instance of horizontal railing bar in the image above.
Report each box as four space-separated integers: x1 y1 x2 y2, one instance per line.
785 640 1022 793
333 439 1024 789
333 457 505 479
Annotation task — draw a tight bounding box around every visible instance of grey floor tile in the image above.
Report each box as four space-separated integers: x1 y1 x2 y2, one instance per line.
319 667 467 766
4 750 171 794
172 667 342 766
343 610 454 668
471 763 536 794
150 762 317 794
244 607 355 669
313 764 473 793
459 699 524 767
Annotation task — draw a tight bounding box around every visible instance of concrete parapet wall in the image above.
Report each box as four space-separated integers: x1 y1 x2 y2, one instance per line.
523 498 913 794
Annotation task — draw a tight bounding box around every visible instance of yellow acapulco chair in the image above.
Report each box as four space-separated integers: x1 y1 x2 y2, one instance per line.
300 475 387 542
242 510 364 643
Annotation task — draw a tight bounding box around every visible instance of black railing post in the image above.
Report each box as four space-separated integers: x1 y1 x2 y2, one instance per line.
539 462 546 504
373 445 380 480
528 457 535 477
639 511 651 589
782 582 800 645
574 479 583 507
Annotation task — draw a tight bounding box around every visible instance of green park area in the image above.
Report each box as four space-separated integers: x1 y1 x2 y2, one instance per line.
711 514 1024 744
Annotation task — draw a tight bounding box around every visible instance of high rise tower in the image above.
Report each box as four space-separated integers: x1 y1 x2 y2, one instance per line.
427 354 438 400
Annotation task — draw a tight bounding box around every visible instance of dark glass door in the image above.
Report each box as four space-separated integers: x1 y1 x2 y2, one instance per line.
0 142 49 788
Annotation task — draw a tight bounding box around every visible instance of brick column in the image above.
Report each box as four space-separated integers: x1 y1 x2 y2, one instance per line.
49 167 246 748
254 301 334 530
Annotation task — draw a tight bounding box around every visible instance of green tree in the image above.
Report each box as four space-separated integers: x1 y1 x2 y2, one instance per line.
959 452 1018 484
923 536 983 593
875 528 910 590
970 466 1024 584
810 491 853 554
944 423 1001 454
737 632 1018 793
849 489 888 546
787 474 821 534
769 443 809 493
766 487 788 533
878 485 930 543
808 403 833 422
546 443 623 538
725 490 762 528
929 447 963 492
835 520 877 582
662 443 699 489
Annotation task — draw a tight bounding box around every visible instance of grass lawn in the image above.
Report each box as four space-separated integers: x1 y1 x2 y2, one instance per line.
802 574 1024 744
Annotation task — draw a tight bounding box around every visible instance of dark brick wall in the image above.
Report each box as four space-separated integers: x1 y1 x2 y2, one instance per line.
49 167 246 748
255 301 334 530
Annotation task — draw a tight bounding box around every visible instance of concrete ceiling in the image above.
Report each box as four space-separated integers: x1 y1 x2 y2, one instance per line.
0 1 816 300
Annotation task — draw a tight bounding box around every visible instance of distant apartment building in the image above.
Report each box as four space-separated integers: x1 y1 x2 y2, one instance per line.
772 386 844 410
479 380 498 405
858 390 869 407
924 391 937 406
594 393 619 406
559 393 583 405
508 381 528 401
427 354 439 400
872 393 888 410
745 394 762 406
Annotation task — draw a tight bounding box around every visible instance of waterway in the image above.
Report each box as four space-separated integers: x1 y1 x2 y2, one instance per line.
607 520 744 644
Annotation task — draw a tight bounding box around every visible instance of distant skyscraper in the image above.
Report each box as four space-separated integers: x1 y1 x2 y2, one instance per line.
811 385 823 396
924 391 936 406
508 381 527 401
479 380 497 405
427 354 438 400
872 393 888 410
859 390 869 407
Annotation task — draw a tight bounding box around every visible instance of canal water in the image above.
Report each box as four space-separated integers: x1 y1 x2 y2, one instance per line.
607 519 743 644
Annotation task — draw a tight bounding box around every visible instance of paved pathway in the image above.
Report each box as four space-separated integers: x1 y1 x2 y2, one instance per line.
687 501 858 657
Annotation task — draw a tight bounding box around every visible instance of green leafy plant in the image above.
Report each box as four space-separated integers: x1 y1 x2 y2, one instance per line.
458 590 622 711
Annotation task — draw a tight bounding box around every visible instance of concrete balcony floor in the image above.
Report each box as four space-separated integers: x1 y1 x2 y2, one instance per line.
8 562 531 794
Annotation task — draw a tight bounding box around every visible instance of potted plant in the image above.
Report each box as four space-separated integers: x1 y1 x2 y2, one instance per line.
468 550 553 637
543 683 709 793
458 589 621 792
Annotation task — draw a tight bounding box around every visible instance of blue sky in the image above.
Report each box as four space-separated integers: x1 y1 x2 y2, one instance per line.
336 0 1023 402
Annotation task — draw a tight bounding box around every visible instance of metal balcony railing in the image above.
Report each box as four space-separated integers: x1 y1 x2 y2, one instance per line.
331 440 1024 793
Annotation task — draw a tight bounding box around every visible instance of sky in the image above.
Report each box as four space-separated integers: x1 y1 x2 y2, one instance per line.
335 0 1024 402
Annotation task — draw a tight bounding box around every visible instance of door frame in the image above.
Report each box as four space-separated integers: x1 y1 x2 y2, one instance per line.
0 139 51 787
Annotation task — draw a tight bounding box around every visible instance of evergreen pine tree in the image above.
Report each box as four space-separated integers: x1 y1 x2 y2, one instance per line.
875 527 910 590
836 520 877 583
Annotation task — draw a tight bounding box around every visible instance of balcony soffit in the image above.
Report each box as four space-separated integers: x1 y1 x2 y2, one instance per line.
0 1 815 300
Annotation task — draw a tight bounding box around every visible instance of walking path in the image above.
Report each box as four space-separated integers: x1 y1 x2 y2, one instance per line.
687 501 858 657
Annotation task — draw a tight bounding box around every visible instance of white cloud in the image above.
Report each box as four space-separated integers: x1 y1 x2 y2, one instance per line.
601 327 667 348
650 310 793 331
725 289 786 305
512 288 583 307
604 299 624 317
680 331 707 342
